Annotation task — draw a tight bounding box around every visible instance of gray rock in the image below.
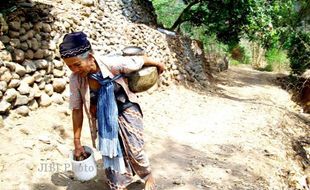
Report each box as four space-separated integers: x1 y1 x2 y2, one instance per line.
0 41 5 49
4 88 18 102
38 80 45 90
19 34 28 42
20 42 28 51
28 87 35 101
15 94 29 106
25 49 34 59
23 60 37 73
176 74 185 81
39 93 52 107
9 21 21 31
173 70 180 76
15 64 26 77
41 40 49 49
0 50 12 62
21 75 35 85
0 13 8 34
53 59 63 69
33 71 42 82
27 30 35 39
3 61 16 71
0 35 10 44
41 32 51 40
31 38 39 51
45 84 54 96
0 81 7 92
33 22 43 31
34 49 44 59
0 100 11 114
0 71 12 83
17 81 30 95
49 41 56 50
15 106 30 116
32 83 41 98
9 31 19 38
21 23 32 31
26 39 32 49
53 78 66 93
35 33 41 41
0 66 8 74
5 45 14 53
11 73 20 79
51 93 64 104
42 49 50 56
42 23 51 33
12 49 25 63
53 69 65 78
19 27 26 35
8 79 20 88
28 99 38 111
44 74 53 84
10 38 20 48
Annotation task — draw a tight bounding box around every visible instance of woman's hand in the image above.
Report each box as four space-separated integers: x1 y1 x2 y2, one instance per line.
142 56 165 74
156 62 165 74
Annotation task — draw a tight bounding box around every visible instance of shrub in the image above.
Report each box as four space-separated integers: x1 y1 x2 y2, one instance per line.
265 48 290 72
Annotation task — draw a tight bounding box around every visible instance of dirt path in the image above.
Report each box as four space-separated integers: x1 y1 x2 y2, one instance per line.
0 66 309 190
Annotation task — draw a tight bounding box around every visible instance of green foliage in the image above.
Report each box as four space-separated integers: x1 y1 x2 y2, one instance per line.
152 0 309 75
286 31 310 75
152 0 186 28
230 45 252 64
265 48 290 72
230 59 242 66
238 39 253 65
170 0 253 46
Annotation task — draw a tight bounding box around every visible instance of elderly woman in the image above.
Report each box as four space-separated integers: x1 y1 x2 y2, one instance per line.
59 32 164 190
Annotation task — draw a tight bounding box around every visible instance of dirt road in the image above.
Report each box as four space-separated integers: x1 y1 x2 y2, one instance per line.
0 66 309 190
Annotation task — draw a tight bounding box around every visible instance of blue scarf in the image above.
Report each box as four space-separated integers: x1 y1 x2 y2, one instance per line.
89 73 125 172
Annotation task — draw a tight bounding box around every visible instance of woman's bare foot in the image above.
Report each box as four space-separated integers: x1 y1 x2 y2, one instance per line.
145 174 156 190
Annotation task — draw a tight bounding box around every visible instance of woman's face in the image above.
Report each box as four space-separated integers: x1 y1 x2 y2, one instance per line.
63 54 97 77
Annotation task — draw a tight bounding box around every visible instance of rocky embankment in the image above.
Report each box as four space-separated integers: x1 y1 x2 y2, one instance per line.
0 0 211 116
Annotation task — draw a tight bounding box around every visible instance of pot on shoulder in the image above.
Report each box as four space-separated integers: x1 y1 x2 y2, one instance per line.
122 46 158 92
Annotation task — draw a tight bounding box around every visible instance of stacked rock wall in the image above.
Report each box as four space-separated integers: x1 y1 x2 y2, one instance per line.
0 0 210 115
0 2 68 116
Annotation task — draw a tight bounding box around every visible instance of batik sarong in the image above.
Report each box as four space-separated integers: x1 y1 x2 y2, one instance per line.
104 103 152 190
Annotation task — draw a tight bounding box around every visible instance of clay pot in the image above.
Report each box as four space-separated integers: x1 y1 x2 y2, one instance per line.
128 66 158 92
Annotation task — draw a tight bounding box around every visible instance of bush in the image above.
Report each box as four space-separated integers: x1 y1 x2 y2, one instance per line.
286 31 310 75
265 48 290 72
229 43 252 65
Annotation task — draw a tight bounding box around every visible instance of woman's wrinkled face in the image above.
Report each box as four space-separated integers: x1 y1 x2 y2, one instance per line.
63 54 96 77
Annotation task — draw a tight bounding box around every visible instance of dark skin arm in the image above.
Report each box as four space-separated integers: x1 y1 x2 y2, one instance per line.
72 108 87 158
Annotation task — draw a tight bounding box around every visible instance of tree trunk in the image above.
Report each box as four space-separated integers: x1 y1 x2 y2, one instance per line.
169 0 200 31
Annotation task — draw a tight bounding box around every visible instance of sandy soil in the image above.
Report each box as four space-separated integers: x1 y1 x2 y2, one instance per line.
0 66 309 190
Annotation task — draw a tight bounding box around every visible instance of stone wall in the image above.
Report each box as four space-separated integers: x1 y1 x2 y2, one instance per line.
0 0 210 115
0 2 68 116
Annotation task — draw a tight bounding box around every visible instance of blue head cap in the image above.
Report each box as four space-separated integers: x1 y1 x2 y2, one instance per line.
59 31 91 58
